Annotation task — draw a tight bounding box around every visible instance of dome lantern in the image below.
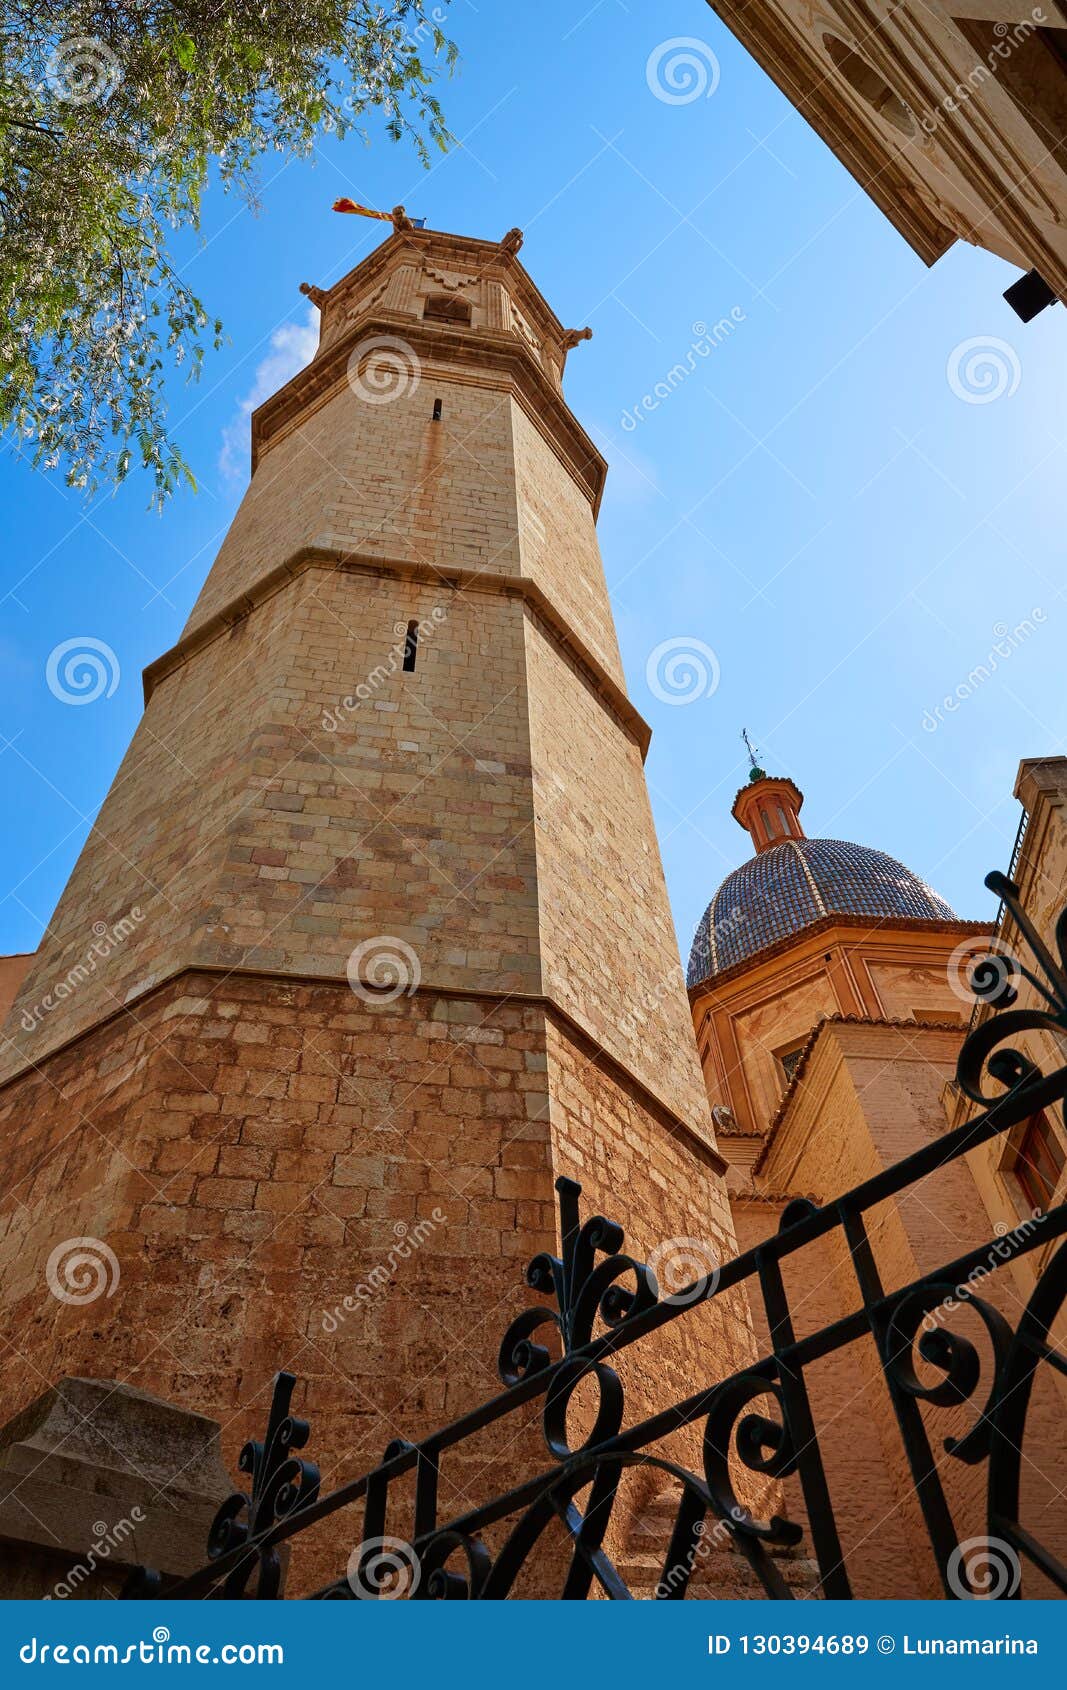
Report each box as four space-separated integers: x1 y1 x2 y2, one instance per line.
732 772 806 854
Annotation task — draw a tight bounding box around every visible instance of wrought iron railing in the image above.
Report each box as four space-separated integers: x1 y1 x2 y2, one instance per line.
125 873 1067 1602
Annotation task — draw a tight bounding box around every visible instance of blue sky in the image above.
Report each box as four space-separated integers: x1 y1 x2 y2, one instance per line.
2 0 1064 966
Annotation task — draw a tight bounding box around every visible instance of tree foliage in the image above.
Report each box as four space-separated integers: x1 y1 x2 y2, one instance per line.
0 2 456 503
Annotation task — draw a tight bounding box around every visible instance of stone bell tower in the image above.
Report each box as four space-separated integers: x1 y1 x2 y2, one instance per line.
0 223 745 1582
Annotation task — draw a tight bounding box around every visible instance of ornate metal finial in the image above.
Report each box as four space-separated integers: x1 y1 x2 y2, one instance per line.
123 1371 320 1600
497 1177 658 1387
741 728 766 782
207 1372 320 1597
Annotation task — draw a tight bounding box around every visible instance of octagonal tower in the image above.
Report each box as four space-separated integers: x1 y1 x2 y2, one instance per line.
0 224 745 1584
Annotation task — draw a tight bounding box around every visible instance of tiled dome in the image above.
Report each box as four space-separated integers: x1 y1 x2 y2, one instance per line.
687 836 956 986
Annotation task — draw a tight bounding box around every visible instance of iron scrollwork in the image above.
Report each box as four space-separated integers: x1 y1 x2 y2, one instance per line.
205 1371 320 1598
957 870 1067 1113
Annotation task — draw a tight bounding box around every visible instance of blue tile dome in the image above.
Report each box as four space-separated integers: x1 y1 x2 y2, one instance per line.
687 836 956 986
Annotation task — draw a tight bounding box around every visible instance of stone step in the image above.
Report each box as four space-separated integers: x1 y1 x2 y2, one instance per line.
620 1496 821 1600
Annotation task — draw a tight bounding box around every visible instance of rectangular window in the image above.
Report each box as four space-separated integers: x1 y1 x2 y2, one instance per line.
402 620 418 673
1014 1111 1065 1212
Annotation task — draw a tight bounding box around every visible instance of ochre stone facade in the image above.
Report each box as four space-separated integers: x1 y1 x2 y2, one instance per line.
707 2 1067 309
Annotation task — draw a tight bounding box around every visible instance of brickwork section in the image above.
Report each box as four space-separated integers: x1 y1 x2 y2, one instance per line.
511 399 623 684
0 974 745 1593
546 1017 754 1488
0 570 541 1076
0 587 301 1078
731 1193 922 1597
754 1020 1066 1597
527 618 712 1132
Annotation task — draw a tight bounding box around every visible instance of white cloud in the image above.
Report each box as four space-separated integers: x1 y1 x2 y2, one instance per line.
219 305 320 480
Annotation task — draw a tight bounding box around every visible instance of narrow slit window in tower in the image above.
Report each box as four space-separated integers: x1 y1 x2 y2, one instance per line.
402 620 419 672
432 398 443 422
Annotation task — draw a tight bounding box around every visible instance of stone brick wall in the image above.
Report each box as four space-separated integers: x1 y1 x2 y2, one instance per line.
0 568 540 1076
546 1016 757 1503
525 618 712 1133
511 400 623 683
0 969 750 1593
0 974 552 1587
0 953 32 1026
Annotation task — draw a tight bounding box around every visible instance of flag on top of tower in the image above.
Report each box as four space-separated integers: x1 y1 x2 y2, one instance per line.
332 198 426 229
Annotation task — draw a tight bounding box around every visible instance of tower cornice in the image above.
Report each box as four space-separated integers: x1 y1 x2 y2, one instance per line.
141 545 652 756
317 225 573 346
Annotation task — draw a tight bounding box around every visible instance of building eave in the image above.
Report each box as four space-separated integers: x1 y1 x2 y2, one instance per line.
705 3 956 268
688 914 991 1004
